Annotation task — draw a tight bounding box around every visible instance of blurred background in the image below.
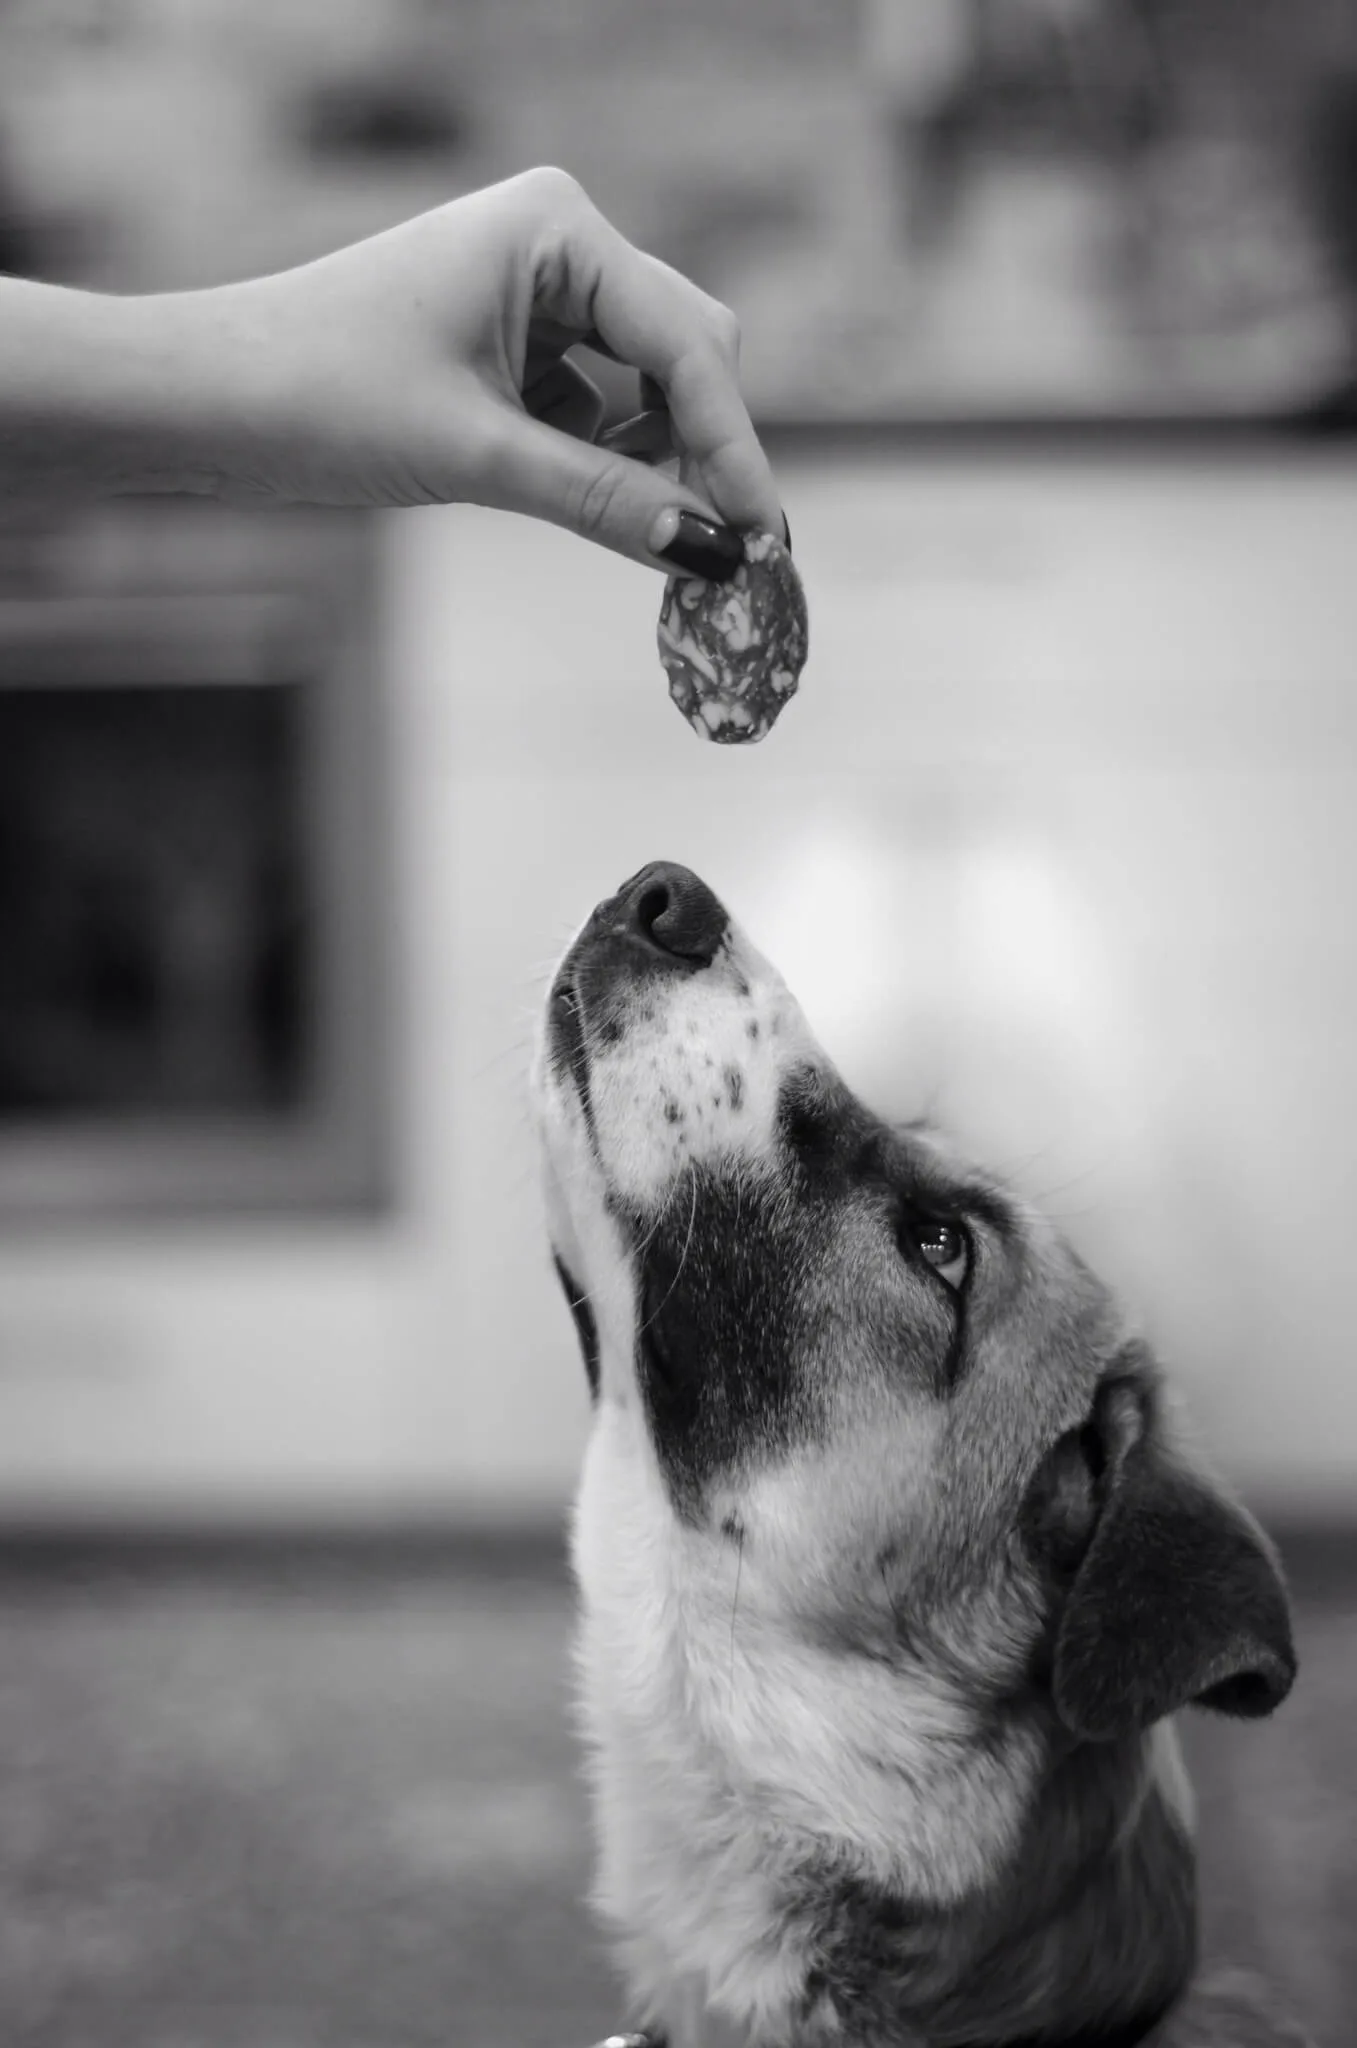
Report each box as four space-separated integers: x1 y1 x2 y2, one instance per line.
0 2 1354 2045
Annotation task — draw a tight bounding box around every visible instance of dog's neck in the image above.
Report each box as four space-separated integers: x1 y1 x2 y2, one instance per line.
618 1719 1197 2048
784 1722 1197 2048
574 1425 1199 2048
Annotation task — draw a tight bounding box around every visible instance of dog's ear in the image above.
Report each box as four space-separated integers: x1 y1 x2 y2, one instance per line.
1051 1378 1297 1744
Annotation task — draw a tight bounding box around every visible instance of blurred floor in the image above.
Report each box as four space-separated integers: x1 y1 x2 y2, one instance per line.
0 1549 1349 2048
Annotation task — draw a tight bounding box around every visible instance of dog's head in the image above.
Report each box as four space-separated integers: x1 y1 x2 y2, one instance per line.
533 862 1295 1765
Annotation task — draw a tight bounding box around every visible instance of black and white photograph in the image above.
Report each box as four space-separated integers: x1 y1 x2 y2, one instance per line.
0 3 1353 2045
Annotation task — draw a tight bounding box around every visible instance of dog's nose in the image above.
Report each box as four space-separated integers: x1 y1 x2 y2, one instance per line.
610 862 727 967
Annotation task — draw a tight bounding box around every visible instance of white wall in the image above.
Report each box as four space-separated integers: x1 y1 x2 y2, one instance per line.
0 449 1354 1526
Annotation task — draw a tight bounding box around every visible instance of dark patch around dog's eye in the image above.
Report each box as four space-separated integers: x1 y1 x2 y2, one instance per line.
552 1255 600 1402
891 1140 1018 1254
892 1198 973 1388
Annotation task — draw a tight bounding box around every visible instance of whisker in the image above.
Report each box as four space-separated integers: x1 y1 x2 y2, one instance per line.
636 1166 700 1337
629 1163 689 1266
517 957 569 990
466 1032 538 1087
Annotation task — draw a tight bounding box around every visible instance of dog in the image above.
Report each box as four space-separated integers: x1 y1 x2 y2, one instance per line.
533 861 1301 2048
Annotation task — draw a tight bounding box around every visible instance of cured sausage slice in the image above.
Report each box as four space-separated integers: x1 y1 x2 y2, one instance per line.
657 529 808 744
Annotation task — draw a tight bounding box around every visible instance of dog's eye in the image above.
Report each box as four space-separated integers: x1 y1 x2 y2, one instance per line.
907 1218 969 1288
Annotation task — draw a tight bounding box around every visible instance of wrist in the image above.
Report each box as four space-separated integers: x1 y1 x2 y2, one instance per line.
101 285 269 498
0 277 278 502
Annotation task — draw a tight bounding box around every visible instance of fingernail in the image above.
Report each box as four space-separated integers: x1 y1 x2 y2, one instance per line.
648 508 744 582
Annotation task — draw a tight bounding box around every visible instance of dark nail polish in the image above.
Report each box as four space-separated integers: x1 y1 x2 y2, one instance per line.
659 511 745 583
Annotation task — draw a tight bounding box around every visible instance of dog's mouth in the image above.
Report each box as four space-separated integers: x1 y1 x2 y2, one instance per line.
548 974 595 1127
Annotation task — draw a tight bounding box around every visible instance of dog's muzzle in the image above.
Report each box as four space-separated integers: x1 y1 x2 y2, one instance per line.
547 861 729 1100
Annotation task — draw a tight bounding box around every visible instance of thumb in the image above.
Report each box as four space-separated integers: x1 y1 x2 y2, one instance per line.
473 402 746 578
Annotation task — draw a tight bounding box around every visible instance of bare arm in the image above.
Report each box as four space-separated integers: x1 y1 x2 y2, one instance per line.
0 170 784 581
0 277 243 499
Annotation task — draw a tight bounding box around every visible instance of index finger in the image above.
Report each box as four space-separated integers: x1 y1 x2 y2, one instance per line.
533 184 785 539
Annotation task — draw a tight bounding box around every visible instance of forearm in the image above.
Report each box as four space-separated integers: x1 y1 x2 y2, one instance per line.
0 173 786 542
0 276 269 500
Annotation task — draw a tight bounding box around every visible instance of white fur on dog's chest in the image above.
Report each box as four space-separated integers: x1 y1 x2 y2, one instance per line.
572 1417 819 2040
571 1412 1033 2046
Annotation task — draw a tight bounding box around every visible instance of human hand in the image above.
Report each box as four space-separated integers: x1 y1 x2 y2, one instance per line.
191 167 784 578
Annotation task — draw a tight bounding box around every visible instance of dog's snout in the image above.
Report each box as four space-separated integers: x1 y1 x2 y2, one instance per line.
612 862 727 968
545 864 737 1116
